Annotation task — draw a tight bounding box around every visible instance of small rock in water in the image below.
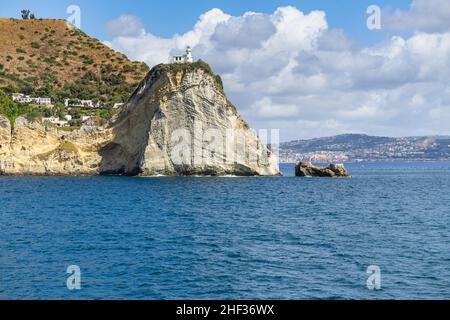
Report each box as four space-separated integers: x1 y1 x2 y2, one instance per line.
295 162 349 177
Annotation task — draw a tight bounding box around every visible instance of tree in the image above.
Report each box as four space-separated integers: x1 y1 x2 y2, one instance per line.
0 89 20 125
19 85 33 95
21 10 31 20
0 89 43 125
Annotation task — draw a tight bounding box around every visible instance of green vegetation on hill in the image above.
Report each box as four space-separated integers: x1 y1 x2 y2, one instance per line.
0 18 149 106
0 88 113 128
0 89 43 125
153 60 224 92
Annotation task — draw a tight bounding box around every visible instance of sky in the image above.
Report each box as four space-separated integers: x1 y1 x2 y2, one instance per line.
1 0 450 141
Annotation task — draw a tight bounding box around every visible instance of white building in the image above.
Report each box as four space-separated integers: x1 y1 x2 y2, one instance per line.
42 116 69 127
64 99 98 108
12 93 52 105
171 46 193 64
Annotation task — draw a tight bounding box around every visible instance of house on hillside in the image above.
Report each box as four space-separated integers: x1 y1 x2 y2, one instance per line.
171 46 193 64
12 93 52 105
42 116 69 127
64 99 101 109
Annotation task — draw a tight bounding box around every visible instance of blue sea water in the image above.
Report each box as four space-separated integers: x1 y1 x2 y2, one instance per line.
0 162 449 300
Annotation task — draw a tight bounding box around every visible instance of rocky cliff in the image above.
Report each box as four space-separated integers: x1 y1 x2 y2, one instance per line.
0 115 111 175
0 63 281 176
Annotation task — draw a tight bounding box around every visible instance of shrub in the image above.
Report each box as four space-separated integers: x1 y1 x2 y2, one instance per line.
30 42 40 49
214 74 224 90
16 48 26 54
43 56 55 65
140 63 149 72
123 64 136 73
25 109 43 122
103 73 125 85
80 55 94 64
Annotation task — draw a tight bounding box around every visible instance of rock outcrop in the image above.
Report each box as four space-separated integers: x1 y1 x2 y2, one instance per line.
100 63 280 176
0 63 281 176
295 162 349 177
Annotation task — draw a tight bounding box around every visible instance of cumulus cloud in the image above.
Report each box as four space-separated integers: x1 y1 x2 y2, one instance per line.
105 5 450 140
106 15 145 37
383 0 450 33
105 9 231 66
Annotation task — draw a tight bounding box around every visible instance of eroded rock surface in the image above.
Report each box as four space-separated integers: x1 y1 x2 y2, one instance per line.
295 162 349 177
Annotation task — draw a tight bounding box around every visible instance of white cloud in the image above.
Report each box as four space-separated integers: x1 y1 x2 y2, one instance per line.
383 0 450 33
106 15 145 37
105 6 450 140
105 9 231 66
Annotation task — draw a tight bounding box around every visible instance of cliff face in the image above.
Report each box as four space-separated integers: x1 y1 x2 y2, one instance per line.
0 64 280 176
0 115 112 175
100 65 280 176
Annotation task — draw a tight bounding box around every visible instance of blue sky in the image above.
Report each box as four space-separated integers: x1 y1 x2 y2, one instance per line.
1 0 411 45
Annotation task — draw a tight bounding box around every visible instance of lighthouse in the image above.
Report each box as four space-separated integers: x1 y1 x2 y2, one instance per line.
185 46 193 63
171 46 194 64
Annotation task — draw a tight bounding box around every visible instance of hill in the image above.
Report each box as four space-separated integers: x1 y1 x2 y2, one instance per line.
280 134 450 162
0 18 149 105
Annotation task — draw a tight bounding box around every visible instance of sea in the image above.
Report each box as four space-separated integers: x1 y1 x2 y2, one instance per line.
0 162 449 300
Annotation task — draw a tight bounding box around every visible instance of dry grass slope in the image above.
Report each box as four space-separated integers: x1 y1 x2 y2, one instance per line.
0 18 149 104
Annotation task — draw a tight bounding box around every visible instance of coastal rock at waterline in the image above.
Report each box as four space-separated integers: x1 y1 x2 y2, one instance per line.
295 162 349 177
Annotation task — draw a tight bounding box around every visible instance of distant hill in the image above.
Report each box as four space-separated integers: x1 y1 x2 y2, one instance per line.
280 134 450 162
0 18 149 105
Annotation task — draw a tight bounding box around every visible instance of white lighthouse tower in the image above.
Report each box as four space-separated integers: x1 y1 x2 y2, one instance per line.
185 46 193 63
171 46 194 64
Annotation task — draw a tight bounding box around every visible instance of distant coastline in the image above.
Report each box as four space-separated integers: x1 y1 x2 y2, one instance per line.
280 134 450 163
